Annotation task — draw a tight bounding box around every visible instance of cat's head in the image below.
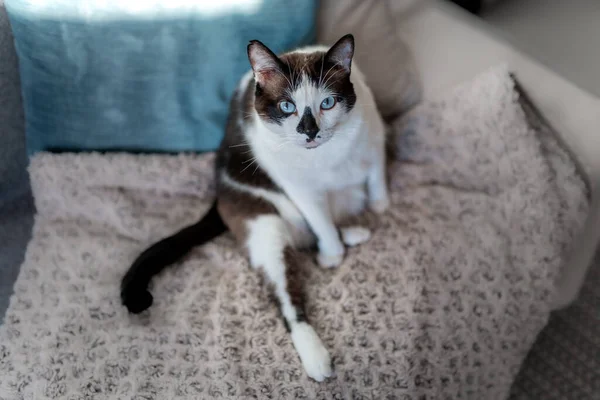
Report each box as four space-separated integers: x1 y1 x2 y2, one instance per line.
247 34 356 149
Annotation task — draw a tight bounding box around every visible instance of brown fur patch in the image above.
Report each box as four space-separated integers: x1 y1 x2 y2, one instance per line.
283 246 307 325
216 185 278 243
216 77 280 193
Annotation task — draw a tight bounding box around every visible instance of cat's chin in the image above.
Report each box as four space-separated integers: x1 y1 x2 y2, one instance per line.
302 137 332 149
304 141 321 150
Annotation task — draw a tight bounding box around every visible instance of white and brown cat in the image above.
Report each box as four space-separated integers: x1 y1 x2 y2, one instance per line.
121 34 389 382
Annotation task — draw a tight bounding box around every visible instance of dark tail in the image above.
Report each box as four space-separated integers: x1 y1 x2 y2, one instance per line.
121 201 228 314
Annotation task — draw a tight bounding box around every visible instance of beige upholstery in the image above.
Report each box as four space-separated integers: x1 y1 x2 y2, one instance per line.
317 0 422 120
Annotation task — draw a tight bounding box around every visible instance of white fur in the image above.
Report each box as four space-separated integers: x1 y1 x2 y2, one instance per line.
237 70 254 99
290 322 333 382
245 215 298 322
329 184 367 222
341 226 372 247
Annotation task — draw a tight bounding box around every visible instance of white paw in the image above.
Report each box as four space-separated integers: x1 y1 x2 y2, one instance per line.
341 226 372 247
317 239 345 268
317 252 344 268
369 196 390 214
290 323 333 382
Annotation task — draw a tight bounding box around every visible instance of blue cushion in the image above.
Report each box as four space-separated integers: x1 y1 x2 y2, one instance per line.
5 1 317 155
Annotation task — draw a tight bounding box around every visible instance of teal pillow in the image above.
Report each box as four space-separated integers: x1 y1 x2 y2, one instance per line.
6 1 317 155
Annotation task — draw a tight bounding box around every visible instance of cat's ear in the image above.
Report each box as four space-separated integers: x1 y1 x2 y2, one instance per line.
247 40 283 85
325 34 355 73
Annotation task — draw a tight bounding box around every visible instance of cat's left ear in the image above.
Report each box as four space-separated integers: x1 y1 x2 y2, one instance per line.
247 40 283 85
325 34 355 73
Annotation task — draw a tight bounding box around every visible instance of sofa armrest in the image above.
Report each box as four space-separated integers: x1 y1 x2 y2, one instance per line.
396 1 600 309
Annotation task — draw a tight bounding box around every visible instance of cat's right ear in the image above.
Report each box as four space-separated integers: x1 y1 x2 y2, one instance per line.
247 40 283 85
325 34 355 73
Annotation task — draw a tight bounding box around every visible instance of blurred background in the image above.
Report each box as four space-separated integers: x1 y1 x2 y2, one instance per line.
452 0 600 97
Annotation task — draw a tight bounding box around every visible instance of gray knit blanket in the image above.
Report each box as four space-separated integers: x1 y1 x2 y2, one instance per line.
0 67 588 399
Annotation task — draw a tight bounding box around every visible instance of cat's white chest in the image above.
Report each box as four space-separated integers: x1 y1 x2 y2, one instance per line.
310 143 372 189
265 127 376 191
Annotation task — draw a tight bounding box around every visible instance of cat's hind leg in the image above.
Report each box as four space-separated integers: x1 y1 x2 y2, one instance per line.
245 215 333 382
219 193 332 382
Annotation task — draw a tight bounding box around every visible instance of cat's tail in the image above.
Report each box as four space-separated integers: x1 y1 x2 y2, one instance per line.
120 201 228 314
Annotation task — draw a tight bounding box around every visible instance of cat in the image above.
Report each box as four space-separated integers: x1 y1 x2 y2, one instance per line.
120 34 389 382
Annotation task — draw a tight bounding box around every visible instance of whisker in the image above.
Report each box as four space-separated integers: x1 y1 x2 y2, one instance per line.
300 62 309 83
287 62 293 88
274 138 298 153
243 112 269 121
281 62 294 90
320 62 339 88
240 158 258 174
291 61 300 90
318 53 325 87
322 69 345 92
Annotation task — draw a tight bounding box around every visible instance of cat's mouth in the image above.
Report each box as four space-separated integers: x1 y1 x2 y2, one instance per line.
304 135 331 149
304 140 320 149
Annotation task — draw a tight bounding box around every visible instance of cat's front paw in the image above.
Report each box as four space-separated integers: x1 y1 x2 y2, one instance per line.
341 226 372 247
316 240 345 268
291 323 334 382
317 251 344 268
369 196 390 214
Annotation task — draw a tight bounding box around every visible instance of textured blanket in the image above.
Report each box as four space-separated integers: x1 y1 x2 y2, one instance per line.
0 67 588 399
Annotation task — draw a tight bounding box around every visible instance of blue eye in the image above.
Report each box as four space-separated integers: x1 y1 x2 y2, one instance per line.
279 101 296 114
320 96 336 110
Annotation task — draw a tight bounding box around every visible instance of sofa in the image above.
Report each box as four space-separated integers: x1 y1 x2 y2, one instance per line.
1 0 598 398
0 0 33 320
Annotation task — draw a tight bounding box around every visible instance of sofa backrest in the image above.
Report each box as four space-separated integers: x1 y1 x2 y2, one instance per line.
0 0 28 206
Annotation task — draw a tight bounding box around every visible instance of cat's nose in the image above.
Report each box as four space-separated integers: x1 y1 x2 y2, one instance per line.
296 107 319 139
